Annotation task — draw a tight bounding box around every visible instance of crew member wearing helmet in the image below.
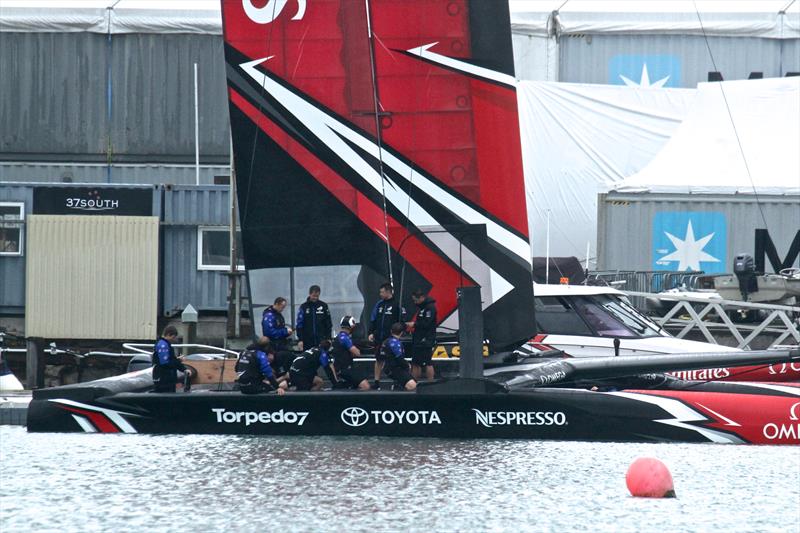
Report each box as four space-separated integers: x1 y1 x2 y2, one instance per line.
331 316 370 391
235 336 287 395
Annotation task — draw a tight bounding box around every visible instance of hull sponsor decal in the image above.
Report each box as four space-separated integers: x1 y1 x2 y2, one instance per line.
212 408 309 427
340 407 441 427
472 409 567 428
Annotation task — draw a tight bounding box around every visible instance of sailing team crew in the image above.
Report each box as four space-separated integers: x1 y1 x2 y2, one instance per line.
331 316 370 390
235 337 287 395
151 325 192 393
295 285 332 351
153 283 435 394
262 297 293 351
368 283 405 389
229 282 432 394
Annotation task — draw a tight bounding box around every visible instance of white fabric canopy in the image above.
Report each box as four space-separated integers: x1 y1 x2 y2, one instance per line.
0 2 221 34
509 1 800 39
615 77 800 195
517 81 696 261
2 1 798 37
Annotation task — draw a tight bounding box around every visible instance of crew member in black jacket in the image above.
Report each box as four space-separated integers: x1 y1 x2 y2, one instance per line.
368 283 405 388
151 325 191 393
295 285 332 351
235 337 287 395
289 340 337 391
408 289 437 381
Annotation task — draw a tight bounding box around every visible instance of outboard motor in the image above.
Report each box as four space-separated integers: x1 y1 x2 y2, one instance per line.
733 253 757 301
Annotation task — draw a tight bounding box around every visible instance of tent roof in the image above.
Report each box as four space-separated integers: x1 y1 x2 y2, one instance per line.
510 1 800 39
0 1 222 34
614 77 800 195
1 1 798 36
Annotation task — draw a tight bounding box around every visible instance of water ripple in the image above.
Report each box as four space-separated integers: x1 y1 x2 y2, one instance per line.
1 427 798 533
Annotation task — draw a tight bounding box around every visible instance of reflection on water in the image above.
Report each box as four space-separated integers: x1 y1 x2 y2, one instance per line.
1 426 798 533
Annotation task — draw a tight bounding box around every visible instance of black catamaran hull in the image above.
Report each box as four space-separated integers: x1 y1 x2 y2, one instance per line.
27 383 800 444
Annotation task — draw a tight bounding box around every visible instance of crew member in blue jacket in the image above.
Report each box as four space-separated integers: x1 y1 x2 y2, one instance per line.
368 283 405 388
377 322 417 391
331 316 370 390
289 340 337 391
262 297 293 351
295 285 332 351
235 337 286 395
151 325 191 393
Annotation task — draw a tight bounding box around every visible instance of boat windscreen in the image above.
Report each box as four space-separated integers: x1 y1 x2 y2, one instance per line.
577 295 662 338
534 297 593 336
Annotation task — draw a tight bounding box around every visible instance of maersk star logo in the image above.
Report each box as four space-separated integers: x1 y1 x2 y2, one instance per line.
609 54 681 88
619 63 670 88
657 221 719 271
653 212 726 273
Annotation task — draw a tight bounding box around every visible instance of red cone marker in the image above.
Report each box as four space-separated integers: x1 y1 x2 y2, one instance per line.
626 457 676 498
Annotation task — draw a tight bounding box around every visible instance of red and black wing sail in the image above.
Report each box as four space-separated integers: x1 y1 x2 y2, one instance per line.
221 0 534 348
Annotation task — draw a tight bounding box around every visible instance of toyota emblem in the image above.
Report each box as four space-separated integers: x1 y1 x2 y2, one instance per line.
341 407 369 427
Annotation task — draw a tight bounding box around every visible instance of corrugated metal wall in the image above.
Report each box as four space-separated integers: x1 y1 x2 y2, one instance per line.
25 215 159 339
0 184 32 313
162 185 231 314
597 193 800 272
0 163 230 184
559 35 799 87
0 32 229 163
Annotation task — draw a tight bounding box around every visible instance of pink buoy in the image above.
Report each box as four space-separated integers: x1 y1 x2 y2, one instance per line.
626 457 676 498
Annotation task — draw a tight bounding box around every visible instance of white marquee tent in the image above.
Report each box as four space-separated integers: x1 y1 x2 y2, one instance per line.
518 81 697 259
614 76 800 195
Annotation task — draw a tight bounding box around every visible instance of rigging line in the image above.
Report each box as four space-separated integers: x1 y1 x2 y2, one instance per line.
365 0 394 286
242 0 280 226
780 0 797 13
398 17 430 304
692 1 770 232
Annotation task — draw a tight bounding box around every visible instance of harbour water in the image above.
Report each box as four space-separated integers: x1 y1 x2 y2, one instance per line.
1 426 798 532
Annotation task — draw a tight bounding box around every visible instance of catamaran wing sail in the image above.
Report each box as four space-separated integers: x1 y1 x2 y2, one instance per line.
502 349 800 389
221 1 535 348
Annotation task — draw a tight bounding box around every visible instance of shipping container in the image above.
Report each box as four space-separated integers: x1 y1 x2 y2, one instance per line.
597 192 800 274
0 163 230 185
0 31 229 164
161 185 237 315
0 184 32 313
25 215 159 339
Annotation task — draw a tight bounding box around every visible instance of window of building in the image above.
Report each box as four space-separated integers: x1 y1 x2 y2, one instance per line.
0 202 24 256
197 227 244 270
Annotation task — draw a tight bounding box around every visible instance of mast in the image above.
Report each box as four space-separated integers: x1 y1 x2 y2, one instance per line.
363 0 394 287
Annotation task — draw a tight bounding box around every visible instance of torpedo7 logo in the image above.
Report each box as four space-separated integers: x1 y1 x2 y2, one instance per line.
242 0 307 24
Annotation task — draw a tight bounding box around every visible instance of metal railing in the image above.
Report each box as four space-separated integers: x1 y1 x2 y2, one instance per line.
590 270 707 292
623 290 800 349
0 343 240 360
